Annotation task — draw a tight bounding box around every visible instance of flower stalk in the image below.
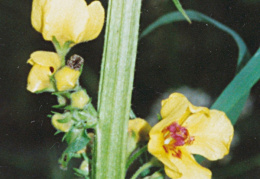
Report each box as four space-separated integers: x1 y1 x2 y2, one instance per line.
93 0 142 178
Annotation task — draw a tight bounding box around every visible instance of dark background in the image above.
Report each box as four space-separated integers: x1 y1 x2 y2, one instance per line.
0 0 259 178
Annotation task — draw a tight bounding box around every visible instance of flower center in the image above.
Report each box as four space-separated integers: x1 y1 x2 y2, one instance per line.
162 122 194 158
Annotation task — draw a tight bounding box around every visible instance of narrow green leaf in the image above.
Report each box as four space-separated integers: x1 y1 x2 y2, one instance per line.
172 0 191 23
126 145 148 169
140 10 255 123
140 10 250 69
211 48 260 124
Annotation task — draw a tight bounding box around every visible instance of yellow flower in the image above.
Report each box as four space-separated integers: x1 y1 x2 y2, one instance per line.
127 118 151 157
71 90 90 109
27 51 61 93
51 112 73 132
54 66 80 91
128 118 152 142
148 93 234 179
31 0 105 46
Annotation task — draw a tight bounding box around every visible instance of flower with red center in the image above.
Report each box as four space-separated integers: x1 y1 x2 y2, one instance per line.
148 93 234 179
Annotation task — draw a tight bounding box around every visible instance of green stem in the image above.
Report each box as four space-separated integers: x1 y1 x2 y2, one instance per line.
130 162 153 179
126 145 147 170
93 0 142 178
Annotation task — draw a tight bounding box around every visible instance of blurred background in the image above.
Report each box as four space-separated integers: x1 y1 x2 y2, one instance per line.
0 0 259 178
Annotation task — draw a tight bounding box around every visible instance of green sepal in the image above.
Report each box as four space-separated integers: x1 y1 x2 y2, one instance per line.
52 36 73 66
52 91 71 97
54 130 62 136
65 127 86 145
62 40 74 49
57 115 71 123
77 110 98 128
52 36 61 50
33 84 55 94
64 105 76 111
59 129 90 168
47 114 52 118
51 111 59 114
52 92 71 108
52 104 66 109
65 129 89 152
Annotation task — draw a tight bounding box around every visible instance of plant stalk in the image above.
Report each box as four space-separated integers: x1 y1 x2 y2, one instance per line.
92 0 142 178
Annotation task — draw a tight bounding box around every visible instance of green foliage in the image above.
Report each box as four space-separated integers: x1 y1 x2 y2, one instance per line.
126 145 148 169
59 129 90 168
140 10 257 124
172 0 191 23
140 10 250 70
211 48 260 124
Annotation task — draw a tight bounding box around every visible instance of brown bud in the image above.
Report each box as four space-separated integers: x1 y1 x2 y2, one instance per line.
67 54 84 71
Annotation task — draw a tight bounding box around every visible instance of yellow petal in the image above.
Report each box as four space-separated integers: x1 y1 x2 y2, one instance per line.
80 1 105 42
184 110 234 160
54 66 80 91
148 129 180 174
51 113 73 132
160 93 191 124
28 51 61 71
128 118 151 142
31 0 47 32
165 147 211 179
27 64 54 92
40 0 90 45
71 90 89 109
151 93 189 134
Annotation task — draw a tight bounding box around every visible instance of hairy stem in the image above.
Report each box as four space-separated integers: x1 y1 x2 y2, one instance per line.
92 0 142 178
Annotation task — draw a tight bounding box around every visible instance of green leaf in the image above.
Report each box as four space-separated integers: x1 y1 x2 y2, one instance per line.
66 130 89 153
172 0 191 23
140 10 251 70
59 129 90 168
211 48 260 124
65 127 86 145
126 145 148 169
140 10 255 124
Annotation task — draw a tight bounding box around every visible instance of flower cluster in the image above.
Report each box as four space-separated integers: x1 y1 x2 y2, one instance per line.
27 0 105 177
28 0 105 93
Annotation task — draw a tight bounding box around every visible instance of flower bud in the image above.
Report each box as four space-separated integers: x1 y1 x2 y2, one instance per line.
51 113 73 132
71 90 89 109
79 160 89 175
128 118 151 142
54 66 80 91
